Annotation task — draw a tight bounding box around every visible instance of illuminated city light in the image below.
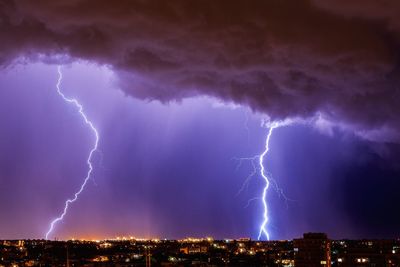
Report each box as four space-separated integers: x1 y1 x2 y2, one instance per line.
45 66 99 239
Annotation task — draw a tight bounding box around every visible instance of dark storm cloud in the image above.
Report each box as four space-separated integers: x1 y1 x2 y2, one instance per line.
1 0 400 140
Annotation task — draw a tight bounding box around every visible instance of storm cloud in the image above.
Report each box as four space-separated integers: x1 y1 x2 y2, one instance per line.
1 0 400 140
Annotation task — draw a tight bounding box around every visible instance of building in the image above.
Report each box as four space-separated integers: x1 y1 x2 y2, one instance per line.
294 233 331 267
332 239 400 266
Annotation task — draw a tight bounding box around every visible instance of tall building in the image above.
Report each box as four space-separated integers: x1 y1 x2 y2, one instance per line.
294 233 331 267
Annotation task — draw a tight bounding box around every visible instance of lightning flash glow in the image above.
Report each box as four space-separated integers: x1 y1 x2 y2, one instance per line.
234 118 293 240
257 122 279 241
257 118 297 240
45 66 99 239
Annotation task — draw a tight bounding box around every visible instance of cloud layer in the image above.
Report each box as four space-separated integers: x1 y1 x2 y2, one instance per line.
1 0 400 140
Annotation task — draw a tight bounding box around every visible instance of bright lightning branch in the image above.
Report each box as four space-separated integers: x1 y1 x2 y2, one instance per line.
45 66 99 240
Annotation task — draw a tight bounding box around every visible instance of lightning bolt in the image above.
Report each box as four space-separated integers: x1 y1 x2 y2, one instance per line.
233 116 295 240
257 122 278 241
257 119 296 240
45 66 99 240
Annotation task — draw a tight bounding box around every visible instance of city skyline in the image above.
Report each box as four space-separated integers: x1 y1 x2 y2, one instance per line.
1 233 399 266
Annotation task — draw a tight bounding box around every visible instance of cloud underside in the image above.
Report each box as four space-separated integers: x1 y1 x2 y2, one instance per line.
1 0 400 141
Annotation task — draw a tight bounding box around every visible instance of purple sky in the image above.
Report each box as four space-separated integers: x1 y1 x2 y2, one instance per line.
0 62 399 240
1 1 400 241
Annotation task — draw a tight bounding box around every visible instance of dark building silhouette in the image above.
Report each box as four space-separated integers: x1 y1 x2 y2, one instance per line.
294 233 331 267
332 239 400 266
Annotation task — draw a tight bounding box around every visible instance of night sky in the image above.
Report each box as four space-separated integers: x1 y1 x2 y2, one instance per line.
0 1 400 240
